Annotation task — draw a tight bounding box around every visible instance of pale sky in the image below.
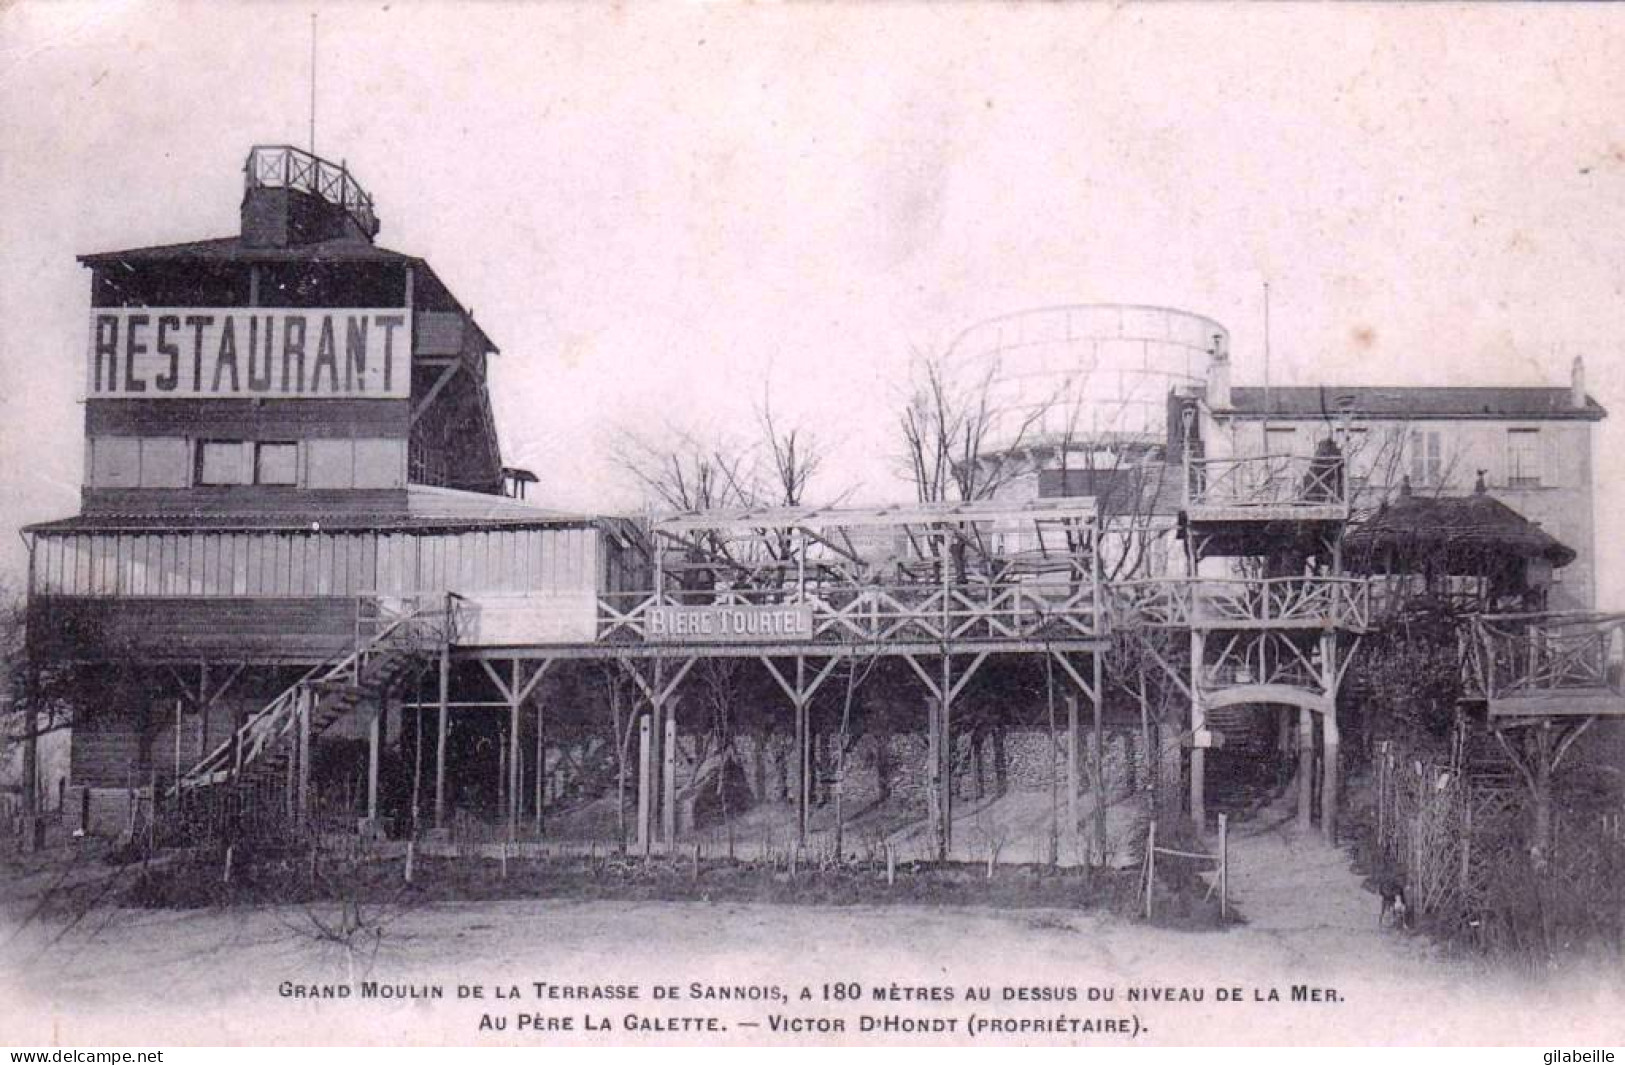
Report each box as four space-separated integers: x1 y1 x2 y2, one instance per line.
2 2 1623 604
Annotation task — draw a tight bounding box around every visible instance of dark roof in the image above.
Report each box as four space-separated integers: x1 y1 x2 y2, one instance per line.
77 235 416 266
1228 386 1605 422
1345 491 1577 571
23 512 594 535
76 236 498 354
24 487 592 535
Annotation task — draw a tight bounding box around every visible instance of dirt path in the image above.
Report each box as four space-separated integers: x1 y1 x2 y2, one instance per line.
4 845 1620 1046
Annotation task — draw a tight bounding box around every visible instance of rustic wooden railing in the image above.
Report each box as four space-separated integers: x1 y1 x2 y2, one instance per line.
245 144 380 237
1110 577 1371 630
596 580 1102 647
1185 453 1347 511
1472 612 1625 703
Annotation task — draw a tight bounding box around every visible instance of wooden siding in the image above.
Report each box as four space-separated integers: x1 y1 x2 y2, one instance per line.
87 398 410 439
30 597 359 660
82 487 408 514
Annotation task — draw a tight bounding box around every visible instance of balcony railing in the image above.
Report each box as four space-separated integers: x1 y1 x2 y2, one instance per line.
245 145 380 238
597 581 1102 648
1110 577 1371 631
1185 454 1348 512
1472 613 1625 704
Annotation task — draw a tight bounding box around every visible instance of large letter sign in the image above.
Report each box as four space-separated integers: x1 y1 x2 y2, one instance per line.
87 309 411 399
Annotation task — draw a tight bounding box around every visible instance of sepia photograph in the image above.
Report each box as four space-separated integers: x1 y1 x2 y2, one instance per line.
1 0 1623 1050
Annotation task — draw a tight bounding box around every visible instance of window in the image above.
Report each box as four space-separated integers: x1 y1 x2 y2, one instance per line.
197 441 248 486
1506 429 1541 488
138 438 189 487
1341 427 1372 487
88 437 141 488
255 442 298 486
1265 427 1297 456
1409 429 1442 486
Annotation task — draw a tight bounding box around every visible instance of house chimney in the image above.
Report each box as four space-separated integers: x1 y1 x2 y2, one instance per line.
1206 332 1231 410
1571 355 1586 410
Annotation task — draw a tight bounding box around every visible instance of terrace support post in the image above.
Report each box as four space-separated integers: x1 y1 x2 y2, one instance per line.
297 687 312 828
663 708 677 846
479 658 553 843
1189 627 1206 834
1092 650 1107 865
636 715 652 856
1297 707 1314 830
649 660 664 849
366 705 380 828
761 655 840 851
900 652 986 864
939 653 954 862
1066 692 1082 861
435 639 450 831
509 660 522 841
796 657 810 847
1320 633 1340 843
534 692 544 836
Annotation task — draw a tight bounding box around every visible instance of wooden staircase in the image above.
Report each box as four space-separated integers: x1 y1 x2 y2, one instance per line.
175 597 453 795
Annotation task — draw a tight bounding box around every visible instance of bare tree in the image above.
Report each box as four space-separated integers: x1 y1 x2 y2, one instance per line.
896 351 1059 505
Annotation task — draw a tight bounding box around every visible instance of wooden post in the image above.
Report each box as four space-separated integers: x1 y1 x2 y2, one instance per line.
795 657 809 847
1190 627 1206 834
1297 707 1314 830
1065 692 1082 859
366 707 381 827
509 660 522 841
497 729 508 833
939 653 953 861
636 715 652 855
1377 740 1388 850
1145 820 1156 919
1218 812 1229 920
662 712 677 845
297 687 312 827
1319 632 1340 842
435 640 449 830
1189 744 1205 835
648 661 664 845
1092 651 1107 864
1460 783 1473 896
534 694 545 836
926 690 942 860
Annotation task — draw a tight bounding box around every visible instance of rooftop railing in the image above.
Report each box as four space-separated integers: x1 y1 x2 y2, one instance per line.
245 145 380 238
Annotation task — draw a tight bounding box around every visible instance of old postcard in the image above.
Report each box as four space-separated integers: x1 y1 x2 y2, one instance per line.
2 0 1622 1049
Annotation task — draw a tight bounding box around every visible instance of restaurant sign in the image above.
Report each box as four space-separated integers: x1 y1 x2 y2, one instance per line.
645 603 815 643
87 308 412 399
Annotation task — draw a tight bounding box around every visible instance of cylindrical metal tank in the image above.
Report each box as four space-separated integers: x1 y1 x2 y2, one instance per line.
945 304 1228 456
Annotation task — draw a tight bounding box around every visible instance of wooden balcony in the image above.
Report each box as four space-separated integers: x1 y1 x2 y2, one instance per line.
1185 454 1350 523
1472 613 1625 719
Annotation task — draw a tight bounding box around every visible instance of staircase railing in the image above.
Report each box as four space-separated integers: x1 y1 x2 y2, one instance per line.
176 594 462 790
